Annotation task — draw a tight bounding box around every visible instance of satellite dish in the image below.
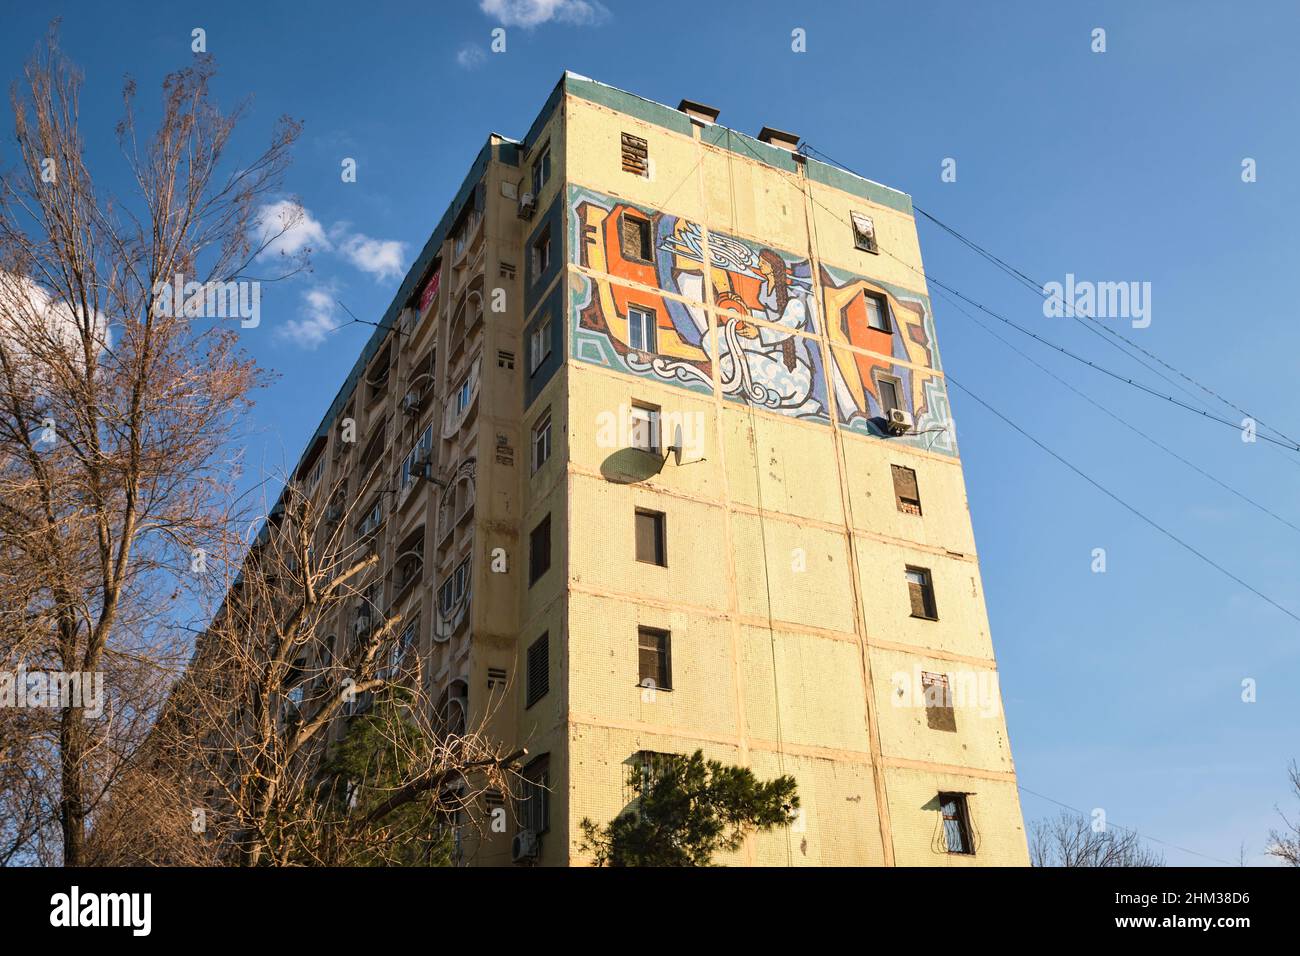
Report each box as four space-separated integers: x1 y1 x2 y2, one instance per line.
670 423 684 466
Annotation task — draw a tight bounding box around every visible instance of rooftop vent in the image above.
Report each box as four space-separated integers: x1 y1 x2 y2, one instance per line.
757 126 800 152
677 98 720 124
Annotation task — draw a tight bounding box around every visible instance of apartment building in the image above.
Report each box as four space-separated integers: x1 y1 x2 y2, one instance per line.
272 72 1029 866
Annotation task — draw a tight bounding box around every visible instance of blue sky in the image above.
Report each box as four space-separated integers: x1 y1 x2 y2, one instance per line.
5 0 1297 864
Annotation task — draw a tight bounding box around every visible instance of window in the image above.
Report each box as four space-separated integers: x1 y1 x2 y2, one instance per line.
891 464 922 516
531 144 551 195
438 576 454 616
629 403 660 453
357 498 383 538
627 305 657 354
384 618 418 679
905 566 938 620
454 376 473 414
531 225 551 281
635 509 666 566
875 372 903 417
621 131 649 176
529 317 552 374
851 211 879 254
306 454 325 490
518 755 550 834
637 627 671 691
939 793 974 854
526 633 549 708
620 213 653 262
529 514 551 585
531 411 552 473
922 671 957 732
497 349 516 370
400 425 434 490
864 291 891 333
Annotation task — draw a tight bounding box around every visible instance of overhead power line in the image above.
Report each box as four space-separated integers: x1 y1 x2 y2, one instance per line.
799 142 1300 451
946 373 1299 625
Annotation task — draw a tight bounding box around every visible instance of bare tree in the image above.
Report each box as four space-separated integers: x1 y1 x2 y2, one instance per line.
92 480 523 866
0 26 300 865
1264 760 1300 866
1029 810 1165 867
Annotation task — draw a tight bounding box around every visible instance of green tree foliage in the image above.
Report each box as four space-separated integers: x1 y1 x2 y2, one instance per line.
289 692 454 867
579 750 798 866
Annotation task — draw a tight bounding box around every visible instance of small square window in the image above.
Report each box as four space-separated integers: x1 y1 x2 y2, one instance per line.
891 464 922 516
939 792 974 854
529 514 551 586
629 403 660 453
864 291 891 333
526 633 549 708
851 211 879 254
635 509 666 566
531 411 552 474
627 305 657 354
905 566 938 620
637 627 671 691
620 213 653 262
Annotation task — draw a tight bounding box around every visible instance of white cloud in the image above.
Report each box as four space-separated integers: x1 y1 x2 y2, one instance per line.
0 272 111 367
456 44 487 69
253 200 330 259
338 234 407 281
278 287 342 349
479 0 610 28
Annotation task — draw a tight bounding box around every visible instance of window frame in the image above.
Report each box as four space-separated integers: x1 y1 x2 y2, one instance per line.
629 402 661 454
863 290 892 333
525 632 549 709
851 210 880 254
905 565 939 620
531 410 552 474
532 143 551 196
637 626 672 692
529 514 551 586
634 508 667 567
529 316 552 374
891 463 922 516
619 211 654 263
939 792 974 855
627 303 658 354
874 370 904 417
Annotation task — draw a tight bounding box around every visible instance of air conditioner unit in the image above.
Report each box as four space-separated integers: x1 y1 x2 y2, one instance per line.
401 391 422 415
354 614 371 636
883 405 915 434
886 407 914 436
511 829 540 863
517 192 536 220
324 504 343 523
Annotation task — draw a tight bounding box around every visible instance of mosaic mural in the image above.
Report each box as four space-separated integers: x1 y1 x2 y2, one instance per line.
818 264 955 454
569 186 713 395
708 230 828 423
565 186 957 454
